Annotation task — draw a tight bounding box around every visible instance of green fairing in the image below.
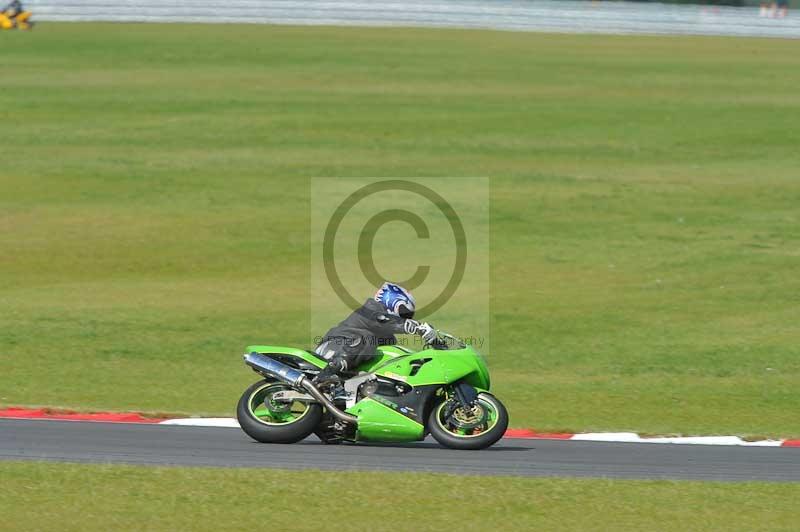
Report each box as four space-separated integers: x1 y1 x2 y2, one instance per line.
246 345 327 369
247 344 412 370
247 343 490 390
362 345 415 367
346 397 424 441
367 345 491 390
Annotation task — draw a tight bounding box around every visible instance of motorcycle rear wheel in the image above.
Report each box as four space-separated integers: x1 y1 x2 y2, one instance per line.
237 380 322 443
428 393 509 450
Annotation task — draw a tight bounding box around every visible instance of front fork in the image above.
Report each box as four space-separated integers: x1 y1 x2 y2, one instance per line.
453 382 478 407
441 382 480 420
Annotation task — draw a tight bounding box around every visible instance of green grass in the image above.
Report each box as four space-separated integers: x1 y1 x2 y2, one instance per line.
2 24 799 437
1 461 799 531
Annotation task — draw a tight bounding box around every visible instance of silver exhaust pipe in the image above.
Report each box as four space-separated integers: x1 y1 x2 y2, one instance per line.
244 352 306 386
298 379 358 424
244 352 358 425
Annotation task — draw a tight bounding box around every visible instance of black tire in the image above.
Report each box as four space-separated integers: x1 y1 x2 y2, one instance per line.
428 393 509 450
237 380 322 444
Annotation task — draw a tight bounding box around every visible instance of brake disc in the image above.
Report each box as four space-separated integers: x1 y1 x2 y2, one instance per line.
450 403 487 430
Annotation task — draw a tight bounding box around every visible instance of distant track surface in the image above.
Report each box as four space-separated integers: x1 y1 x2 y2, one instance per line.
25 0 800 39
2 419 798 481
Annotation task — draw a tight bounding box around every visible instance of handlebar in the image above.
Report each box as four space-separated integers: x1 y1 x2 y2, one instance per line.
426 330 466 350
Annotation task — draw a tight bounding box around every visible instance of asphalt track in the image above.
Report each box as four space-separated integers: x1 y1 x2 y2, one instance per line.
1 419 798 481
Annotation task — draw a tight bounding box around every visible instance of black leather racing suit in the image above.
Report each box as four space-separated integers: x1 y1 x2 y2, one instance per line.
315 298 413 375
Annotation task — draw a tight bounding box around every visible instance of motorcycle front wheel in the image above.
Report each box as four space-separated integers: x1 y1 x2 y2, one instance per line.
237 380 322 443
428 393 509 450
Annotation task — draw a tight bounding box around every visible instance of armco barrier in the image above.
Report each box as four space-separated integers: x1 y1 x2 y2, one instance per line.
22 0 800 39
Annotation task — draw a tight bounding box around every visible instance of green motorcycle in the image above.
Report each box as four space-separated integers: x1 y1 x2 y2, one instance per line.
237 331 509 450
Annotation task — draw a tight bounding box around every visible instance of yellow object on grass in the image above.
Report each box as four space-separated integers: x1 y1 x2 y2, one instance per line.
1 9 31 30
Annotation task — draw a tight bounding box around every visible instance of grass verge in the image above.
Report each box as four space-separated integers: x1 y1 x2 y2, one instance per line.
1 461 799 531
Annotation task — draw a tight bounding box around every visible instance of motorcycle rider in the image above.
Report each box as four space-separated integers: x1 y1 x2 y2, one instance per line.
1 0 32 30
313 282 437 385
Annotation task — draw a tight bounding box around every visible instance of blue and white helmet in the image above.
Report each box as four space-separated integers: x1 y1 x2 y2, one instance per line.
374 282 416 319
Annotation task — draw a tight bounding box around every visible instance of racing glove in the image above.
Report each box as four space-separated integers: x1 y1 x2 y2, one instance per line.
404 319 437 344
